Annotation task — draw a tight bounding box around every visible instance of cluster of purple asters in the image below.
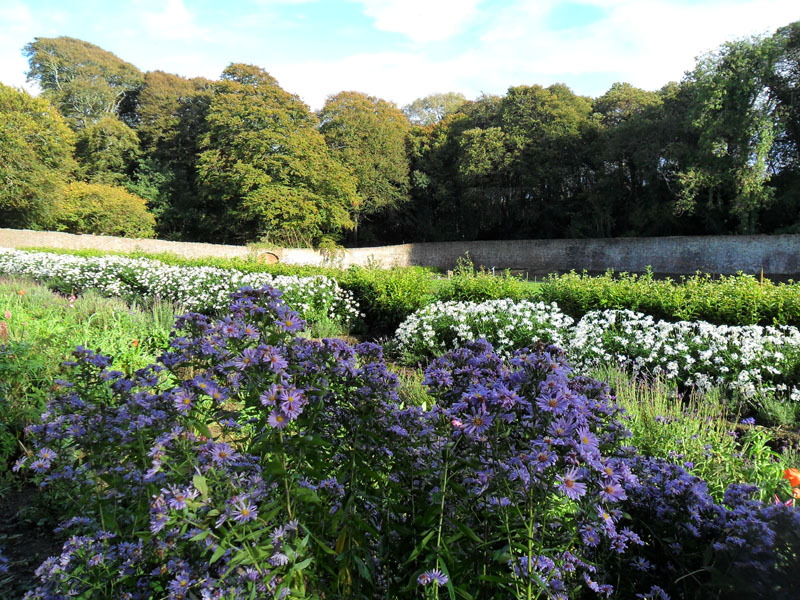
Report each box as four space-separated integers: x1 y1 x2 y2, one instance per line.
13 285 800 600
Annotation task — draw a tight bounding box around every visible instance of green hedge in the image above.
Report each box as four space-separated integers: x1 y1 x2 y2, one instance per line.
433 255 540 303
540 270 800 326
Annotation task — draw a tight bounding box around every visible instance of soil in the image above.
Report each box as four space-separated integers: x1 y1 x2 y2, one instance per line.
0 483 65 599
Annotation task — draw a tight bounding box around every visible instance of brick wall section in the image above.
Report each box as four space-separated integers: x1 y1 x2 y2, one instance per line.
1 228 798 277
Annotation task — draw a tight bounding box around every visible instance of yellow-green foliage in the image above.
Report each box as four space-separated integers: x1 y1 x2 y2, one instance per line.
52 181 156 238
0 83 77 228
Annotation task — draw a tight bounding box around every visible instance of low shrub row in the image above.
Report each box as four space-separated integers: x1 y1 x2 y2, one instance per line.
541 270 800 326
0 249 360 330
11 248 800 332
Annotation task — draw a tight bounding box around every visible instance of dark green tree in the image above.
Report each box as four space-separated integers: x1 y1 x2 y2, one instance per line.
196 64 358 245
319 91 411 245
74 115 140 185
676 34 782 233
126 70 213 239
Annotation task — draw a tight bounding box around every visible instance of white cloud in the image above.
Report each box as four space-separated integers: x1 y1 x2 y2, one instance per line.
353 0 484 43
474 0 800 94
272 51 472 109
267 0 800 110
141 0 209 42
0 1 37 91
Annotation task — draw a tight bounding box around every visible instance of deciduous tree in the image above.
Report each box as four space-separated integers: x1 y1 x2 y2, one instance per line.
319 91 411 244
0 84 76 228
196 64 358 245
24 36 143 128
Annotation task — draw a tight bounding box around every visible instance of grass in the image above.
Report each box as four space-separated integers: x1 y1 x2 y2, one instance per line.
0 277 177 474
599 366 793 502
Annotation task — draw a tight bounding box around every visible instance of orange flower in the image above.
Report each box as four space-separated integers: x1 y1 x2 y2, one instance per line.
783 468 800 488
793 488 800 500
17 289 25 295
131 339 139 348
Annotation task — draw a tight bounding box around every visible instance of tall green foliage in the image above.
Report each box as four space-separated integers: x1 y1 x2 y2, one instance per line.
125 70 213 239
74 115 140 184
0 83 76 229
319 91 411 244
677 36 781 233
196 64 358 245
24 36 143 128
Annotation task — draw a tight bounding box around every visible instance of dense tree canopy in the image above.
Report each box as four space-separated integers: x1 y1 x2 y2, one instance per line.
24 36 143 128
11 20 800 245
402 92 467 126
319 91 411 244
196 64 358 245
0 83 76 229
74 115 140 185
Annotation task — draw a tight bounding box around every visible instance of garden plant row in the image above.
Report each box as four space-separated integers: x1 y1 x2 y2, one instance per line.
4 248 800 413
4 284 799 599
393 299 800 412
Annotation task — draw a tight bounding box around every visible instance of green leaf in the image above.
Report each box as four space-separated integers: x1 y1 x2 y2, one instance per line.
209 543 226 564
407 529 436 562
193 474 209 500
189 530 210 542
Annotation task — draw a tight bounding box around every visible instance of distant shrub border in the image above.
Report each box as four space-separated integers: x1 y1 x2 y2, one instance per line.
541 270 800 326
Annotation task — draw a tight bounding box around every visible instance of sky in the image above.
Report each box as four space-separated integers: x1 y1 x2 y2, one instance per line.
0 0 798 110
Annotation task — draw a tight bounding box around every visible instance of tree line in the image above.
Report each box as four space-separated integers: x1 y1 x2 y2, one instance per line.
1 23 798 246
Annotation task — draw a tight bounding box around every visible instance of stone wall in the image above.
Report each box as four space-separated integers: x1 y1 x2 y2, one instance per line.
2 228 798 277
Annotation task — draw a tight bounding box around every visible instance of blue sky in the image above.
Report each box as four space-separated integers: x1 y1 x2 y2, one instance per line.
1 0 797 110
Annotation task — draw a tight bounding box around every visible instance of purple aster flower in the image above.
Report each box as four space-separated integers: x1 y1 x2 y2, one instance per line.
576 427 599 454
231 347 260 370
173 389 194 413
599 481 627 503
30 458 51 473
532 449 557 471
231 499 258 523
580 525 601 547
150 512 169 534
537 390 568 414
462 409 493 437
268 410 288 430
165 485 197 510
260 383 282 407
210 442 238 465
596 505 616 531
37 447 58 461
556 467 587 500
269 552 289 566
549 416 574 439
168 572 195 597
262 348 288 372
279 388 305 419
418 568 448 586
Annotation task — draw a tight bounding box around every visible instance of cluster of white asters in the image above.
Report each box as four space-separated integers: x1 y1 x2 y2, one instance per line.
394 298 575 359
395 301 800 400
569 309 800 400
0 249 361 326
